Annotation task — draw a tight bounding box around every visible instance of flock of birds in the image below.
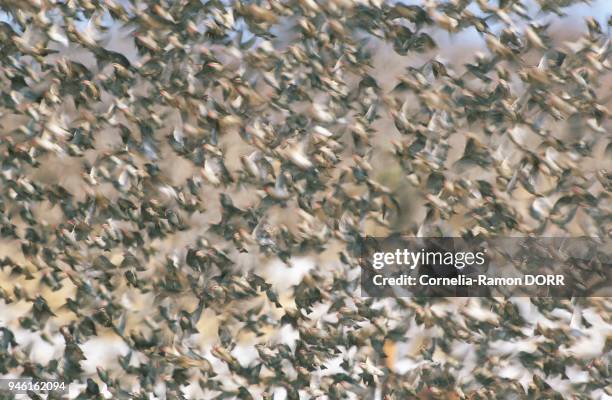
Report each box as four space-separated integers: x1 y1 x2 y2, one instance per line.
0 0 610 399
